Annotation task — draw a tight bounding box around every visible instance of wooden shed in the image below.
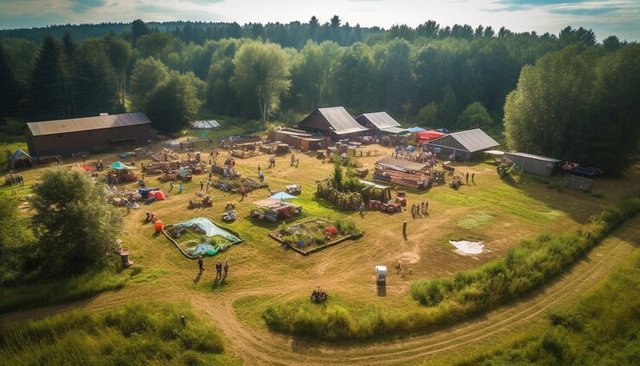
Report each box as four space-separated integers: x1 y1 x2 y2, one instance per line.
25 113 154 158
298 107 369 140
426 128 499 161
503 152 561 177
268 127 324 151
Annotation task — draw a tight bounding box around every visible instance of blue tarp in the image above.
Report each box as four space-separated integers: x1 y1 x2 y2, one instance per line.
406 127 426 133
176 217 240 242
269 192 296 200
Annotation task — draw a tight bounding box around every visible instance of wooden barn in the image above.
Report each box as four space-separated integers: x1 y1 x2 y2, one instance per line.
297 107 369 140
268 127 325 151
373 157 431 190
426 128 499 161
25 113 154 158
503 152 561 177
355 112 406 134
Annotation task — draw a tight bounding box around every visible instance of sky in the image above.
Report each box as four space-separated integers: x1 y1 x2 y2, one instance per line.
0 0 638 42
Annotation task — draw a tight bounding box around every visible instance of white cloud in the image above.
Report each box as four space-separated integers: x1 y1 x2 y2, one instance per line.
0 0 638 40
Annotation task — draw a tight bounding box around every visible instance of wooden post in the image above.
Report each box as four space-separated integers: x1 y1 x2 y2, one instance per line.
402 221 407 240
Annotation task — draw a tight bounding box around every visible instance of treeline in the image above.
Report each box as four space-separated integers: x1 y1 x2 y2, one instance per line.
0 19 638 171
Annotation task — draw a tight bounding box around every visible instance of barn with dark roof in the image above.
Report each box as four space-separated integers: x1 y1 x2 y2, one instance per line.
297 107 369 139
25 112 154 158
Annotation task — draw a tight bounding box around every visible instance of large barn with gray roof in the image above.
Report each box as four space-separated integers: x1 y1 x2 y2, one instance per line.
297 107 369 139
25 112 154 158
426 128 499 160
355 112 406 134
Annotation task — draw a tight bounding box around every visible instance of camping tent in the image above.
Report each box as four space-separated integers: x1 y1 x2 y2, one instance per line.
8 149 33 170
269 192 297 200
110 161 134 170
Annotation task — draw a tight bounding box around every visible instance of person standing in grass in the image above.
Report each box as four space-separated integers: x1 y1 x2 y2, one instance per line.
215 261 222 280
198 255 204 273
223 261 229 277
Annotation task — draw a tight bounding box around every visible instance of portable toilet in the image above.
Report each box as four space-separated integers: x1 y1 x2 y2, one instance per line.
375 265 387 283
375 265 387 297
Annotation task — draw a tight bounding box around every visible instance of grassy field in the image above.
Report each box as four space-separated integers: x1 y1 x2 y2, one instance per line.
2 133 640 363
0 302 232 365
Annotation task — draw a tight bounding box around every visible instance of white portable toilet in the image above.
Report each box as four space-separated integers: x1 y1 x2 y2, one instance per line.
375 265 387 283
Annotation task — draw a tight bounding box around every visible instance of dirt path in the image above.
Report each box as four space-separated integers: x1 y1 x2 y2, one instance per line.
2 218 637 366
2 218 638 365
188 217 640 365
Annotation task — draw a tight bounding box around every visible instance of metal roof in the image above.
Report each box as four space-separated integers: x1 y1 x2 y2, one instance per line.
27 113 152 137
317 107 369 134
192 120 219 129
504 152 561 163
379 126 408 134
356 112 401 129
429 128 499 153
376 157 429 172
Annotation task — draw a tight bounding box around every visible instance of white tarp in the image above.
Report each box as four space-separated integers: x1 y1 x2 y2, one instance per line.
450 240 485 255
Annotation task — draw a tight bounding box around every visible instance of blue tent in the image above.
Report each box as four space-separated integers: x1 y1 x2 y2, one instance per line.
406 127 426 133
269 192 297 200
110 161 131 170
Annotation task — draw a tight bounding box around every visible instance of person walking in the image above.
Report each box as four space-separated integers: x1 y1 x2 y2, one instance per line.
200 181 204 191
472 173 475 184
359 202 365 217
198 255 204 273
169 181 174 193
223 260 229 277
215 261 222 280
465 172 469 184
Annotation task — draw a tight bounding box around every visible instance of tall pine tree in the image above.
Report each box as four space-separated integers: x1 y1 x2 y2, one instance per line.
27 36 72 121
0 42 22 124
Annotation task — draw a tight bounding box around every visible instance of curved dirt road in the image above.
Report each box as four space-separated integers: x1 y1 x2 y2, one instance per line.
2 218 638 365
192 217 640 365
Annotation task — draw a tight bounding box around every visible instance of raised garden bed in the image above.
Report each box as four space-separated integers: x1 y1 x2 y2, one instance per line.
162 217 242 259
269 218 363 255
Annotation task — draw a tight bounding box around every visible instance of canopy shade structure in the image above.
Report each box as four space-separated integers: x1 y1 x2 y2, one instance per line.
110 161 134 170
269 192 297 200
416 130 446 143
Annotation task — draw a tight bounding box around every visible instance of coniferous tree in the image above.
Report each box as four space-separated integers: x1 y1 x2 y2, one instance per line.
27 36 72 121
0 43 22 123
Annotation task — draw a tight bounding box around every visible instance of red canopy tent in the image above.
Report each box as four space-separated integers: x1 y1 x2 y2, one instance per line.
416 130 446 144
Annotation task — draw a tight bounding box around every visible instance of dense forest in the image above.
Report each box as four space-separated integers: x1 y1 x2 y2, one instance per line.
0 18 638 173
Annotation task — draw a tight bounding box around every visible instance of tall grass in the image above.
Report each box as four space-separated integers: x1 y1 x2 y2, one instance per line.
0 302 225 365
0 268 127 313
262 197 640 341
461 252 640 366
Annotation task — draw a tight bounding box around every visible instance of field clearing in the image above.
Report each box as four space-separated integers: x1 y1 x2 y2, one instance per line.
2 137 640 364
